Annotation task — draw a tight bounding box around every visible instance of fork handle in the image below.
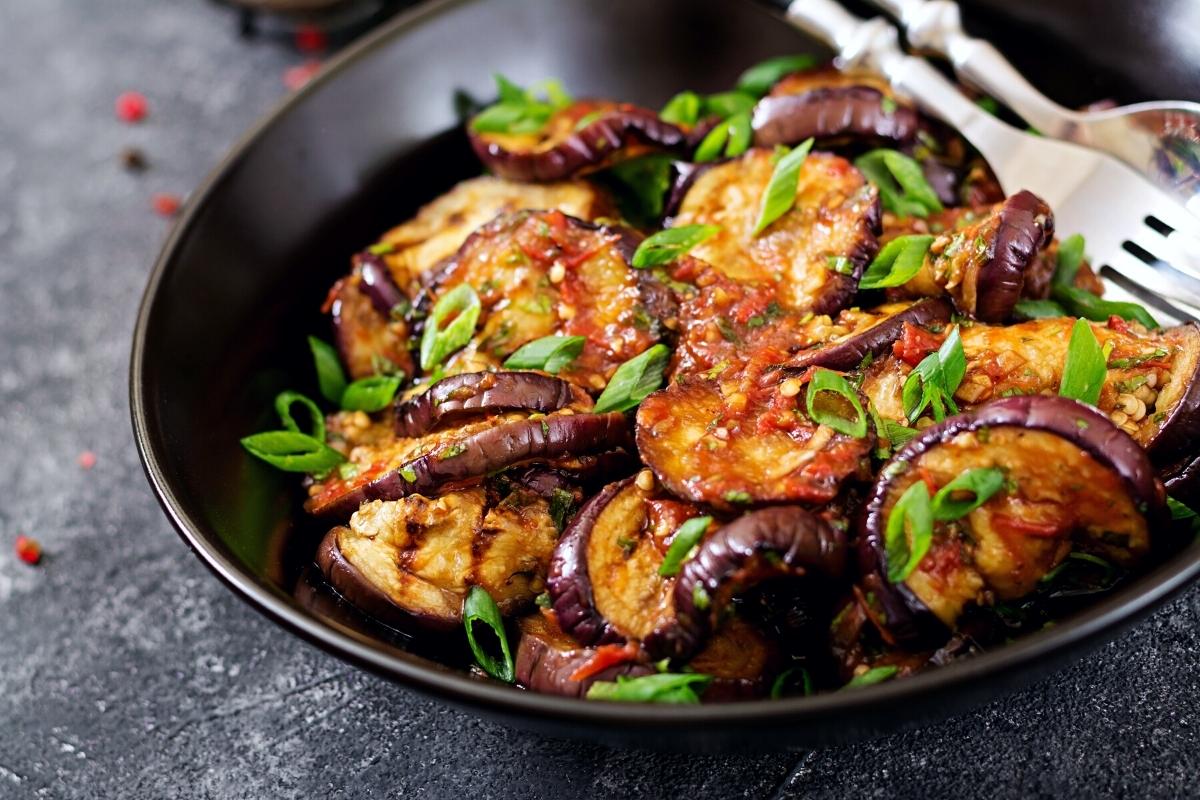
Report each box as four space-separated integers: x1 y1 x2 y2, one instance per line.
863 0 1076 137
784 0 1011 140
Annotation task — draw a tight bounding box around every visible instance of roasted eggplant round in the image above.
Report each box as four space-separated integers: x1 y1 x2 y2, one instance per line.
395 371 591 438
859 396 1164 641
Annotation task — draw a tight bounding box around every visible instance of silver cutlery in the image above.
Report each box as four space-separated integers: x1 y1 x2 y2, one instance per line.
864 0 1200 223
785 0 1200 324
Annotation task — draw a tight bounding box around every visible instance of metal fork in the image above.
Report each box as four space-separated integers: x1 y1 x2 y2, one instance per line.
864 0 1200 224
785 0 1200 325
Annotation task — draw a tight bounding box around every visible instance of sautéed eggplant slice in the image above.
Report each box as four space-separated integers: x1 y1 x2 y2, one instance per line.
240 64 1197 704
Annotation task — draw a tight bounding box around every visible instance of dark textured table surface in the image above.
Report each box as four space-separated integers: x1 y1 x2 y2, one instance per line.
2 1 1199 798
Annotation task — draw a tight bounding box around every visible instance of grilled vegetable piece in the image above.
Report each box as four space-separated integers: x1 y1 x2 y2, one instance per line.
687 618 781 700
828 594 977 683
395 371 592 437
548 477 706 646
375 175 615 288
669 148 881 315
469 100 689 182
859 396 1164 641
886 191 1054 321
645 506 846 661
306 410 632 518
327 253 414 380
422 210 675 390
1161 453 1200 501
316 485 559 629
779 298 954 373
515 613 653 697
635 378 873 509
861 318 1200 456
753 79 919 148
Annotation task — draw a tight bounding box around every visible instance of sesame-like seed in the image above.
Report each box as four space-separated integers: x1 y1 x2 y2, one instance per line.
779 378 802 398
635 469 655 492
548 263 566 284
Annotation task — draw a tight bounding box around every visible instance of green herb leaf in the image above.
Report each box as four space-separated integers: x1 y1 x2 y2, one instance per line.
631 224 721 268
341 374 403 412
736 54 818 97
594 155 674 229
885 481 933 583
274 390 325 442
586 672 712 704
660 91 702 126
859 235 934 289
593 344 670 414
1052 233 1086 288
931 467 1005 520
769 666 813 699
854 149 943 218
902 325 965 422
469 74 573 135
1059 318 1106 406
240 430 345 474
1053 284 1159 329
308 336 347 405
462 585 515 683
843 665 899 689
805 368 868 438
503 335 586 373
548 487 576 532
658 516 713 577
694 120 729 163
420 284 481 371
1013 298 1067 320
701 91 756 119
753 138 814 236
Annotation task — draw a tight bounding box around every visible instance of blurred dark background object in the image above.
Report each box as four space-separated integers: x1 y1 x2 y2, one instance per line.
212 0 414 43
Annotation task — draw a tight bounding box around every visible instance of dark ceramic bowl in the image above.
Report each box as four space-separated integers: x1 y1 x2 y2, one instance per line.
131 0 1200 750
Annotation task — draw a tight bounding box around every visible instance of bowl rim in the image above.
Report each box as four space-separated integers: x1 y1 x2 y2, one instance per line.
129 0 1200 731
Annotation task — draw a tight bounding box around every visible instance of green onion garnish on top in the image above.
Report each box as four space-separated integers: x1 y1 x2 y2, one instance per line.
631 224 720 269
859 235 934 290
240 430 345 475
805 368 867 438
462 585 515 683
503 334 586 374
308 335 348 405
593 344 670 414
1059 318 1106 407
884 480 933 583
420 283 481 372
736 54 817 97
658 516 713 577
901 325 966 423
753 138 814 236
340 374 404 412
854 149 943 218
586 672 712 704
470 74 573 135
930 467 1006 521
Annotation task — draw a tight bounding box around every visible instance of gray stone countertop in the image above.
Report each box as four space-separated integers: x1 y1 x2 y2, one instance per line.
0 1 1197 797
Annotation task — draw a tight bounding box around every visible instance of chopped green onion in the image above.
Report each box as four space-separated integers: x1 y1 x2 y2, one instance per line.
1013 298 1067 320
854 149 943 218
736 54 817 97
842 665 899 689
769 666 813 699
724 112 753 158
462 585 515 683
885 481 933 583
1050 233 1158 328
420 284 481 371
931 467 1005 520
308 336 347 405
658 516 713 577
826 255 856 275
859 235 934 289
240 430 345 474
341 374 403 412
593 344 670 414
503 335 586 373
902 325 966 422
660 91 702 126
470 74 573 135
1052 233 1086 287
723 490 752 505
631 224 721 268
586 672 712 704
701 91 756 119
1168 497 1200 536
1059 318 1106 406
693 121 729 163
594 155 674 229
274 390 325 442
805 368 867 438
548 487 576 533
753 138 814 236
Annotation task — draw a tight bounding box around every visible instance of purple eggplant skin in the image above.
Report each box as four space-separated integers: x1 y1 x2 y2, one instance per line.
315 528 459 633
752 87 920 148
356 252 408 316
469 103 689 183
306 412 633 518
1146 323 1200 463
777 298 954 375
643 506 847 662
515 614 653 698
1162 453 1200 502
395 371 589 438
858 395 1167 644
975 190 1055 322
546 478 634 647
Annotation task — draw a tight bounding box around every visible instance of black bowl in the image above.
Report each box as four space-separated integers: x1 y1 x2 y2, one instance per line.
131 0 1200 750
